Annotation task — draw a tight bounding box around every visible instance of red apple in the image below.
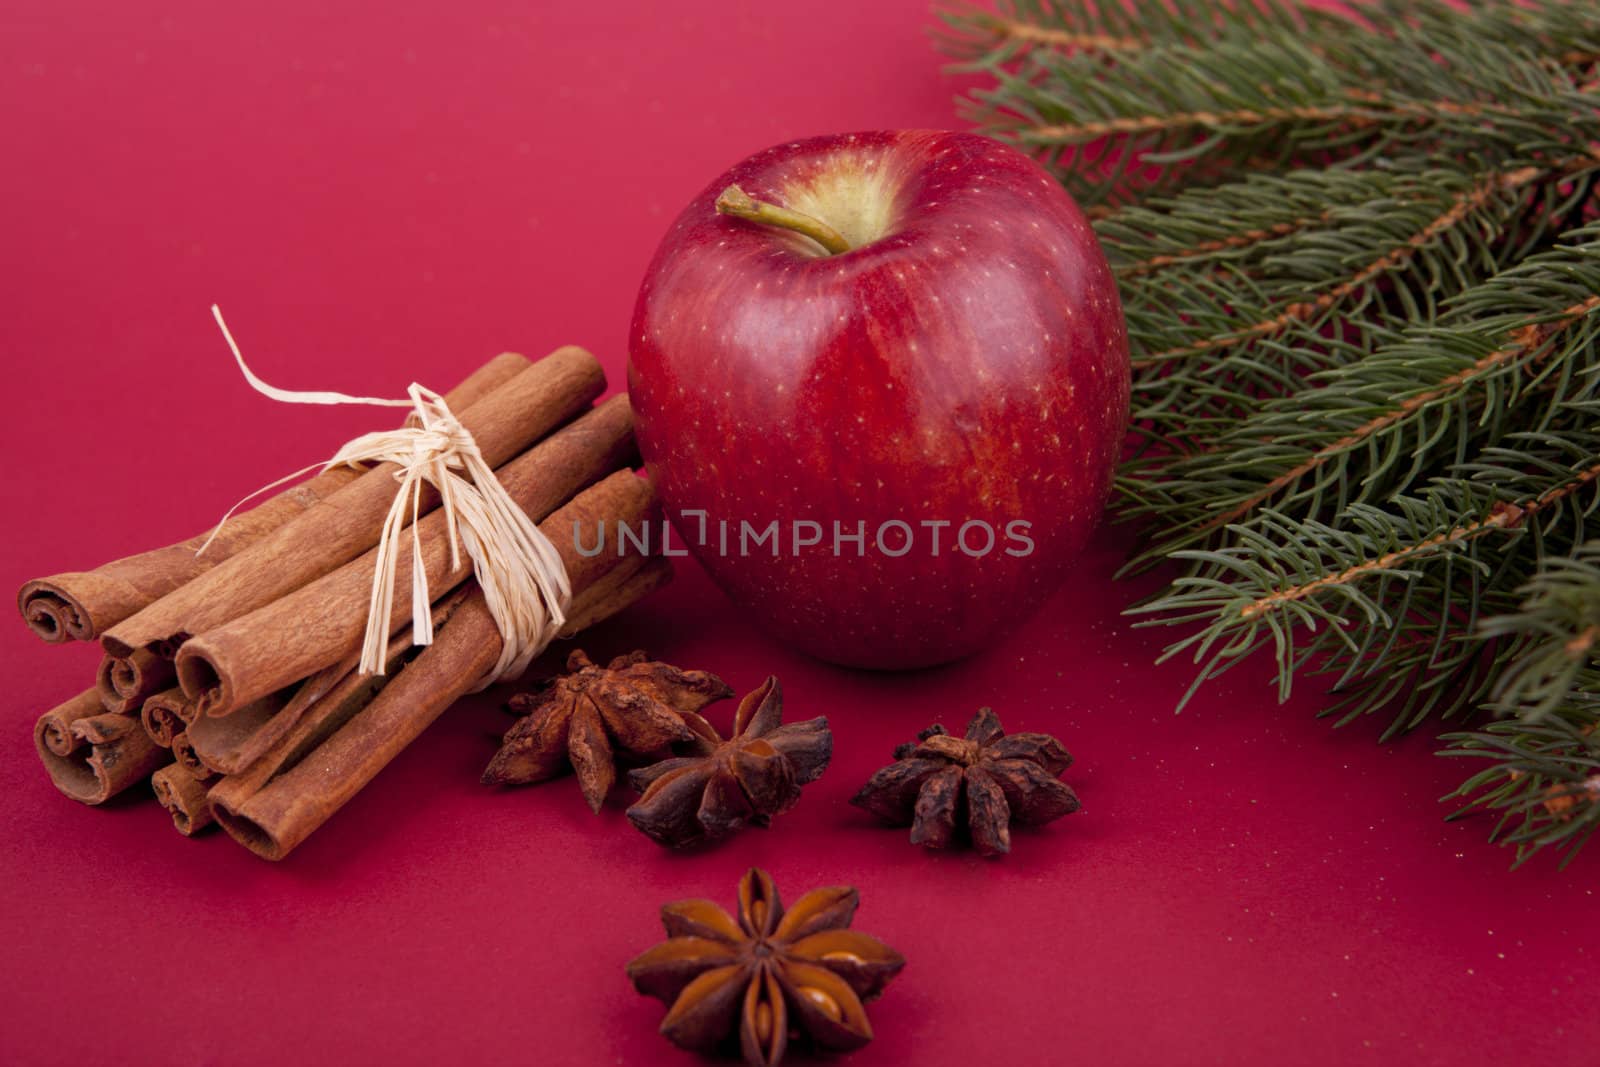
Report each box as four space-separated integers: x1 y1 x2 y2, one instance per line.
628 130 1128 669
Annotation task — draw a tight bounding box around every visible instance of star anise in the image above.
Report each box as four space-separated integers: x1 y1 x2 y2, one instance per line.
625 677 831 847
851 706 1079 856
627 867 905 1066
482 649 733 812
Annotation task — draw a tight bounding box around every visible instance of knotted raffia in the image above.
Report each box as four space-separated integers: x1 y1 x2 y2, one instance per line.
204 306 570 688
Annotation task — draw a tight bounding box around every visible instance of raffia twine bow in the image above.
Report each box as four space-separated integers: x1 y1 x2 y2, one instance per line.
201 306 570 689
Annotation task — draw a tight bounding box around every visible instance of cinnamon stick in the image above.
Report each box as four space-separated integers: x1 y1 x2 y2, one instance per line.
170 732 215 781
183 694 288 776
206 629 432 821
176 395 637 717
101 346 604 661
151 764 215 836
140 687 194 747
212 600 498 859
219 589 471 776
34 688 104 757
213 472 659 859
19 352 529 643
96 646 175 713
36 702 170 805
207 563 643 821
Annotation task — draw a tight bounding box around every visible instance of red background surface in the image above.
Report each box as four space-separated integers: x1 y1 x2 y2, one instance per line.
3 3 1595 1065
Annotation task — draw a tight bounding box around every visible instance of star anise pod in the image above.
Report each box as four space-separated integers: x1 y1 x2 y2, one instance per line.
625 677 831 847
627 867 905 1066
851 706 1079 856
482 649 733 812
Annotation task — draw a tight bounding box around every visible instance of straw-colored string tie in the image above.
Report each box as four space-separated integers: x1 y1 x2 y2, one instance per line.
199 305 570 689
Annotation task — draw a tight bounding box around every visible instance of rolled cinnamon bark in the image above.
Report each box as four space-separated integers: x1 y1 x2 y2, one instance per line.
96 646 175 714
215 661 365 780
207 644 418 821
19 352 529 644
176 395 637 717
35 688 105 758
183 694 288 776
213 600 499 859
400 354 528 429
140 688 194 747
213 472 658 859
102 346 604 660
219 589 470 776
151 764 215 836
170 732 215 781
207 560 648 824
36 703 170 805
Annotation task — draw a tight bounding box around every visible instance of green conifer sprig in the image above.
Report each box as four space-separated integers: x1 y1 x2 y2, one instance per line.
1478 540 1600 716
1122 226 1600 559
945 1 1600 207
935 0 1316 60
1134 426 1600 699
940 0 1600 864
1442 702 1600 867
1108 162 1579 462
1443 541 1600 865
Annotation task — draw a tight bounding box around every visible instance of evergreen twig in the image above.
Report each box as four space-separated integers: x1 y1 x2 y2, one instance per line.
942 0 1600 865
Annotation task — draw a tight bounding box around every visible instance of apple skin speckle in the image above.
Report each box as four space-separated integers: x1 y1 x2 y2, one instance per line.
626 129 1130 669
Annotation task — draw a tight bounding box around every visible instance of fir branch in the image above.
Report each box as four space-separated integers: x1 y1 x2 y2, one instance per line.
945 0 1600 865
1102 167 1452 283
1439 1 1600 73
1234 503 1523 623
1115 215 1330 279
1477 540 1600 718
936 7 1144 58
1134 441 1600 708
1124 224 1600 549
1014 90 1515 147
938 0 1600 71
1109 162 1589 474
1442 703 1600 867
1232 453 1599 626
1193 291 1600 529
934 0 1316 62
1319 623 1508 740
959 12 1600 207
1131 166 1551 369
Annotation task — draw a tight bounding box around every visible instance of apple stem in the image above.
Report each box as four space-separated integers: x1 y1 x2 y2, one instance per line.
715 185 851 256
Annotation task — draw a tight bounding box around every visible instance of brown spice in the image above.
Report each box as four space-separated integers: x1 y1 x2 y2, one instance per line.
140 687 195 748
35 687 104 758
16 352 527 644
101 345 604 661
34 698 171 805
483 649 733 812
627 867 904 1066
151 764 216 836
169 731 217 782
625 678 831 848
174 393 635 718
95 646 174 714
851 707 1079 856
211 472 664 861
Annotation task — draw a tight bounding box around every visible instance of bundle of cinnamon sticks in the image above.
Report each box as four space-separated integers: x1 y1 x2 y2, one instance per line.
23 347 670 859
